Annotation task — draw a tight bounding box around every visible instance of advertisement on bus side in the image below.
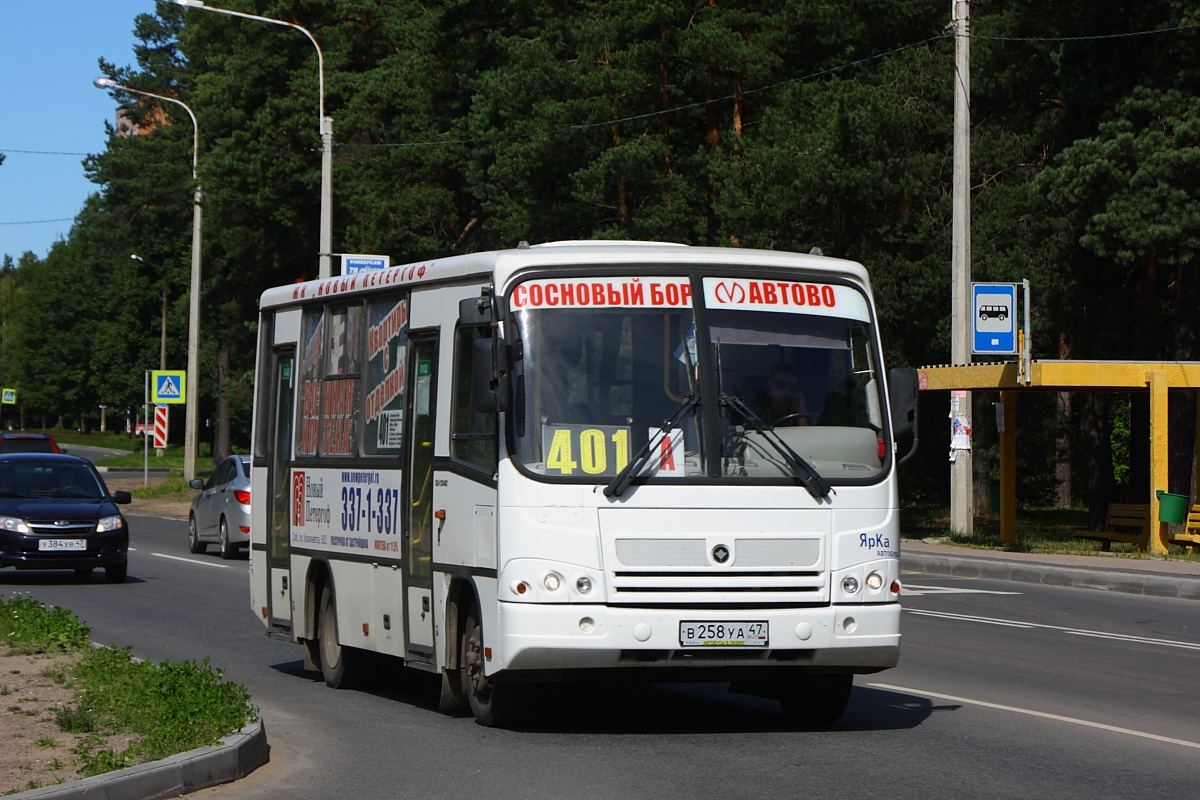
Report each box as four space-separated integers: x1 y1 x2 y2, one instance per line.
290 467 404 555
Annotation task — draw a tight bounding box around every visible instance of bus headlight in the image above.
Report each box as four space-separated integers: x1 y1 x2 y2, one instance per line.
842 576 860 594
576 576 593 595
543 572 562 592
865 571 884 591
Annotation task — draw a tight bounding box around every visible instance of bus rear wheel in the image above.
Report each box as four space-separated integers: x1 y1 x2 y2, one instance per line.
779 673 853 726
318 584 366 690
460 608 531 727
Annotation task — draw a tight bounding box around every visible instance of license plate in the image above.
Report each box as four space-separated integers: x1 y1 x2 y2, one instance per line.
679 620 769 647
38 539 86 552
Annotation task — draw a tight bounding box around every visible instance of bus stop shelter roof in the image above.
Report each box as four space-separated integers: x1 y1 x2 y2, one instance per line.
917 360 1200 392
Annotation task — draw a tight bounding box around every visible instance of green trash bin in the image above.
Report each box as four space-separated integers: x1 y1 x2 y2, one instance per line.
1156 490 1188 524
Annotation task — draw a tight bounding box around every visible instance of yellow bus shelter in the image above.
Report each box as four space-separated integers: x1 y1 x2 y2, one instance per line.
917 361 1200 554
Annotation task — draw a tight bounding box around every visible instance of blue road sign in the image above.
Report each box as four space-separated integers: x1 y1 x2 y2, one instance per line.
152 370 186 404
973 283 1017 354
342 254 390 274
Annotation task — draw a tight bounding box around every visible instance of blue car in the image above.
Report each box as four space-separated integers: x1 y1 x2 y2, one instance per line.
0 453 131 583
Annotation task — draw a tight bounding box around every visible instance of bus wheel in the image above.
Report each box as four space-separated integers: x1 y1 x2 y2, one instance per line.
460 609 530 727
779 673 853 726
318 584 365 690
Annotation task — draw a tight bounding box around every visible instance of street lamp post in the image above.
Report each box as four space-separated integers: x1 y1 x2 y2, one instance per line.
95 78 203 482
175 0 333 279
130 254 169 371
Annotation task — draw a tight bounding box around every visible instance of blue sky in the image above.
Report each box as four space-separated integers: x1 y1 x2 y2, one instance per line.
0 0 152 262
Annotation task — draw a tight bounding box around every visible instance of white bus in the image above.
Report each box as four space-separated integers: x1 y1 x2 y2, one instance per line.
249 241 917 727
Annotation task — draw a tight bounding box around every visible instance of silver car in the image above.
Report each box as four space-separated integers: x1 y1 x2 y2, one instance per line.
188 455 251 559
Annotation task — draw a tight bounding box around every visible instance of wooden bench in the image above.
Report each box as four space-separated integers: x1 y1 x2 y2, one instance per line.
1169 505 1200 549
1074 503 1150 551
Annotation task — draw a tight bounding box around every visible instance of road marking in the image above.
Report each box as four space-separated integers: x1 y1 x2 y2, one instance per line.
905 608 1200 650
150 552 232 569
903 583 1021 596
868 682 1200 751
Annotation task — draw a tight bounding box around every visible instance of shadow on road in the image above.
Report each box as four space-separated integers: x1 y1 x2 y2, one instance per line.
266 656 935 734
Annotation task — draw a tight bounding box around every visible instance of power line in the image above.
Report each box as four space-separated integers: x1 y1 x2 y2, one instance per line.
0 148 91 157
0 218 74 226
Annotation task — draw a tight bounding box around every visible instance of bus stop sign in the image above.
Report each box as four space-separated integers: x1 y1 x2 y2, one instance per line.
973 283 1017 355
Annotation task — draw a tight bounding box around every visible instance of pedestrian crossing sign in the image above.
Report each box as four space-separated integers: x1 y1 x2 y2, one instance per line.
1 388 15 405
152 371 186 404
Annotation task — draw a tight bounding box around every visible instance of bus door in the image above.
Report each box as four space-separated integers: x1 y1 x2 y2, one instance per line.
404 333 438 662
267 348 295 634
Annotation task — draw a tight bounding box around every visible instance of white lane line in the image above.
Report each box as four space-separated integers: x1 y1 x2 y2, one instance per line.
903 583 1022 596
150 552 232 569
868 682 1200 751
1062 630 1200 651
906 608 1035 629
904 608 1200 650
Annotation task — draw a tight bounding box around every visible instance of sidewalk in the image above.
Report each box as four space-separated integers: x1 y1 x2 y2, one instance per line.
901 538 1200 601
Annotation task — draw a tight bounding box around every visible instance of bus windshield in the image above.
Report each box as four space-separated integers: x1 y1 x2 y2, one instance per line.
508 274 887 485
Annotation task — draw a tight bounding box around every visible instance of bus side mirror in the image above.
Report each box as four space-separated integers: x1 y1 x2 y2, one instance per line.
887 367 918 439
471 336 510 414
887 367 919 465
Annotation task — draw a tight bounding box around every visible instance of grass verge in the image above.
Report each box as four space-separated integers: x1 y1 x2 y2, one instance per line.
0 593 257 782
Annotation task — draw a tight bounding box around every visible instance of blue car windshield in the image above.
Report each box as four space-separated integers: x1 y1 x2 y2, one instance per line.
0 462 106 499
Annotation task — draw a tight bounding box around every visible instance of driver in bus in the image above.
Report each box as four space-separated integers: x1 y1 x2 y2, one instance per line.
765 362 810 426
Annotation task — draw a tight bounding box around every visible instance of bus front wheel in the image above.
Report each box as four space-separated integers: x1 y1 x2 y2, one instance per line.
318 584 366 690
779 673 853 726
460 608 531 727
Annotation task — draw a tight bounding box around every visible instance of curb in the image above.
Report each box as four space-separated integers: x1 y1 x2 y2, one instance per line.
14 719 268 800
902 550 1200 601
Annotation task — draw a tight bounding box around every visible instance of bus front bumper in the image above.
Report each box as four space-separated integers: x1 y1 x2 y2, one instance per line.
493 601 900 675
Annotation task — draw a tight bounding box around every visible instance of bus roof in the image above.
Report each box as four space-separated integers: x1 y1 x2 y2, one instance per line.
258 241 871 311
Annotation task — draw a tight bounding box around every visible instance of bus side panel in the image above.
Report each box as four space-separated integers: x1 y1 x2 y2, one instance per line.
432 472 497 569
327 559 387 653
249 465 270 628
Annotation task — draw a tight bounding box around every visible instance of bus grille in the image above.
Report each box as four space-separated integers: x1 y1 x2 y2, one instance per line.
610 537 826 604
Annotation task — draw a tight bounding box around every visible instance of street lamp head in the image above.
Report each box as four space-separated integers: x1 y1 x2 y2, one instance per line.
93 77 118 90
130 254 145 263
174 1 207 7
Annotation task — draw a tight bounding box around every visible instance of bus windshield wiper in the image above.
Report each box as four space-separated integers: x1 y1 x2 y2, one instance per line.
604 392 699 498
722 393 831 500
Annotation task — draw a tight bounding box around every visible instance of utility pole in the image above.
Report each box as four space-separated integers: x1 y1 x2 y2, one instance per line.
950 0 974 535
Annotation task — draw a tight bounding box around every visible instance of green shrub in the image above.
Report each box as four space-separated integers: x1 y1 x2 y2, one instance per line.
0 594 91 654
72 646 257 765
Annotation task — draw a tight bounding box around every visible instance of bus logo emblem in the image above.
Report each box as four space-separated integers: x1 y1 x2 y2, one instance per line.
292 472 306 526
712 544 731 564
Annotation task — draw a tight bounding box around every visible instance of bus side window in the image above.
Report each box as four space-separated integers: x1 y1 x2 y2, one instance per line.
452 325 498 473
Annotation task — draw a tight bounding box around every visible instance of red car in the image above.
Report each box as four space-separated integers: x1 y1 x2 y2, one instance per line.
0 434 61 454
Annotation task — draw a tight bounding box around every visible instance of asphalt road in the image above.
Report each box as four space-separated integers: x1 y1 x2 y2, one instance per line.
3 515 1198 799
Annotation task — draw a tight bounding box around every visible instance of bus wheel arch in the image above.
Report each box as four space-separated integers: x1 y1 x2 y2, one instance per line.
457 591 534 727
317 581 361 689
437 576 474 713
301 561 331 672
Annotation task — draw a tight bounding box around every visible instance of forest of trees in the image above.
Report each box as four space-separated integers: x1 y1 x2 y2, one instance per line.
1 0 1198 513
